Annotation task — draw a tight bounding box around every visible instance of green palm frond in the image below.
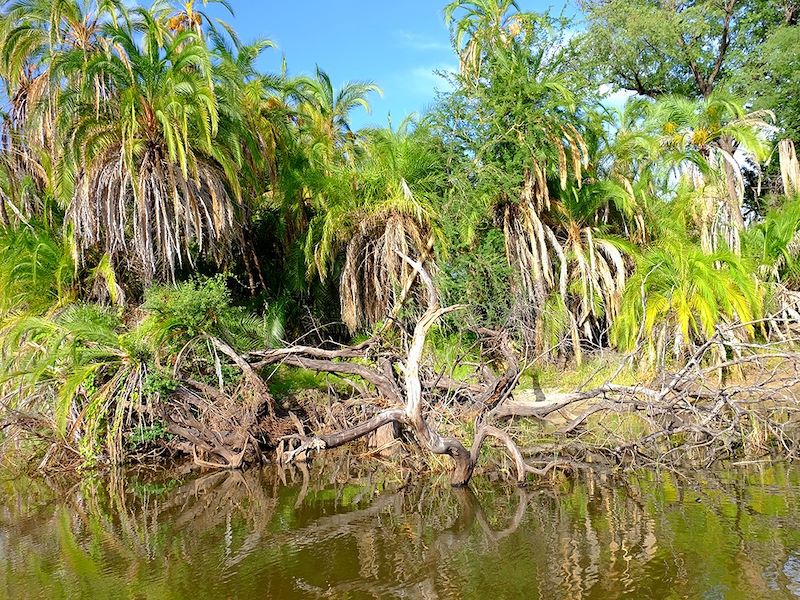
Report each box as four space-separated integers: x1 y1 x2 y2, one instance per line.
0 224 74 314
612 238 761 361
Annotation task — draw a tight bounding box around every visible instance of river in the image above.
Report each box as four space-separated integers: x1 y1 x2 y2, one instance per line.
1 459 799 599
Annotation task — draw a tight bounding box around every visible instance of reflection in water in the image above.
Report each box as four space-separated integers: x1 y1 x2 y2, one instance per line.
2 461 800 599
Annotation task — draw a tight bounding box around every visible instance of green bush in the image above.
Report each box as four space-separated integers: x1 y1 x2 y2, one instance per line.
141 275 282 352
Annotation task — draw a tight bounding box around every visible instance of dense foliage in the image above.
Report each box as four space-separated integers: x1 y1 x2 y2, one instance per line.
1 0 799 468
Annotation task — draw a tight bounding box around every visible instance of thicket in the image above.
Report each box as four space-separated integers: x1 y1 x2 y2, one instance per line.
2 0 800 481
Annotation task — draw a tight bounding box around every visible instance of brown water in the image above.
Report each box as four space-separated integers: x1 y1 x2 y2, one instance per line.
2 459 800 599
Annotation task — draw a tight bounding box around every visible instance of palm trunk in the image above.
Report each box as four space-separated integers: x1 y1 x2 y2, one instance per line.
779 139 800 196
0 197 9 228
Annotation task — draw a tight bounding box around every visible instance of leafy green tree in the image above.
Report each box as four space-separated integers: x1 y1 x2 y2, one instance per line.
440 6 630 356
736 25 800 145
578 0 793 99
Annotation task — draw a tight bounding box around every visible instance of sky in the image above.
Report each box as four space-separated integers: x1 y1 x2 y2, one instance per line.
204 1 578 129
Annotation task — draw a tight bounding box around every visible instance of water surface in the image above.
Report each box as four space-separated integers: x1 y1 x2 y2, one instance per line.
2 460 800 599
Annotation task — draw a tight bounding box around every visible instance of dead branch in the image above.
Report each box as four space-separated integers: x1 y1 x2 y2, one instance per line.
168 256 800 484
267 255 544 486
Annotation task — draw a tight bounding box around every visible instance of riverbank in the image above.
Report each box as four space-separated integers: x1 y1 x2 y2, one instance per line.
3 325 800 486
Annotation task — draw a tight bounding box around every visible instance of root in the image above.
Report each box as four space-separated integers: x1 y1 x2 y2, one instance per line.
262 255 541 486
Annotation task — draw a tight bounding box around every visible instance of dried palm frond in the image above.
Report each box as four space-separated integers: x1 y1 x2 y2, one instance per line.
503 198 629 358
68 145 238 284
340 211 432 332
780 139 800 197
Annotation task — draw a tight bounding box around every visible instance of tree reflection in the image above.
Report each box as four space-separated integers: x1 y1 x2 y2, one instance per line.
1 462 800 599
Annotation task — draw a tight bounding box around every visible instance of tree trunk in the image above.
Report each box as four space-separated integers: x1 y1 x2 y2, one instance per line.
276 256 533 487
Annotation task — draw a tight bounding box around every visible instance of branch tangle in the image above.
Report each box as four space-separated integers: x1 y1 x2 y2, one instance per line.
262 257 529 486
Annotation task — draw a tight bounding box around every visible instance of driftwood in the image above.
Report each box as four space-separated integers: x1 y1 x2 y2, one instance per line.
253 255 569 486
161 335 282 470
491 329 800 469
255 313 800 483
154 252 800 482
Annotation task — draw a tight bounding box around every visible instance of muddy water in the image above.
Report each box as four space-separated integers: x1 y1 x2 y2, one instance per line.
1 461 800 599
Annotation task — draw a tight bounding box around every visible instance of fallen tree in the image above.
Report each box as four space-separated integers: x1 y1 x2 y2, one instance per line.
248 295 800 484
161 336 280 470
252 255 542 486
5 259 800 482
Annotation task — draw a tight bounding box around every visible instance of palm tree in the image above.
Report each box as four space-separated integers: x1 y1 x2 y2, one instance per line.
612 238 761 365
293 67 381 164
267 67 379 246
444 0 523 82
161 0 234 38
743 197 800 340
0 304 152 465
0 224 74 314
0 2 256 287
205 32 285 292
646 93 774 254
548 181 633 361
592 99 661 244
303 119 443 332
255 67 385 324
0 0 123 222
58 8 243 284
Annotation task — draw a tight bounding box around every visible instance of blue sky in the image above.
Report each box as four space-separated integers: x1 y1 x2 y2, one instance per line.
205 1 577 129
